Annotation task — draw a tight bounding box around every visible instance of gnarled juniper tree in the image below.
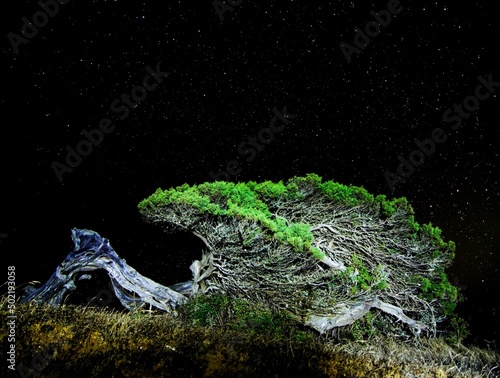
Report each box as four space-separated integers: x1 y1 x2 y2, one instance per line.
138 174 458 339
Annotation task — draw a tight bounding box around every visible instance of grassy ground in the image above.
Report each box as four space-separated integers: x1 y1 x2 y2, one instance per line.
1 295 499 377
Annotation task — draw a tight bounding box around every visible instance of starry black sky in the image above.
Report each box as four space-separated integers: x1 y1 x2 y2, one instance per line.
1 1 499 345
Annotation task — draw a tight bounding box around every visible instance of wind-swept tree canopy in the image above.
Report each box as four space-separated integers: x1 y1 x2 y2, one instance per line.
138 174 458 339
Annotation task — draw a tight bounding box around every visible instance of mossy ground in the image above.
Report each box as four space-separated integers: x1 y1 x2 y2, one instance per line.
1 296 499 377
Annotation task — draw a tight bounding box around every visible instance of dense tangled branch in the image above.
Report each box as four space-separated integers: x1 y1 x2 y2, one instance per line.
18 174 458 342
137 174 458 339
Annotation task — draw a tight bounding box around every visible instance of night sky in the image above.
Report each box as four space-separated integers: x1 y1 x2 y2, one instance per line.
1 1 499 346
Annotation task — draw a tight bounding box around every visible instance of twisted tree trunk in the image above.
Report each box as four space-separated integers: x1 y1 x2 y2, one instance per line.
20 175 458 340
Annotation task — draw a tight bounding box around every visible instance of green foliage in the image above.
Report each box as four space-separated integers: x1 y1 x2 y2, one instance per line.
139 174 460 325
319 181 359 205
317 180 375 207
139 176 417 236
349 311 378 340
373 264 390 290
290 330 315 343
351 255 372 291
419 223 456 260
340 255 375 292
139 176 333 259
199 180 235 197
375 280 389 290
183 293 230 326
254 180 291 198
275 222 314 252
407 215 420 234
310 246 326 259
445 314 471 345
413 270 458 314
289 173 323 186
374 196 415 218
338 258 390 293
182 294 295 336
422 222 442 239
